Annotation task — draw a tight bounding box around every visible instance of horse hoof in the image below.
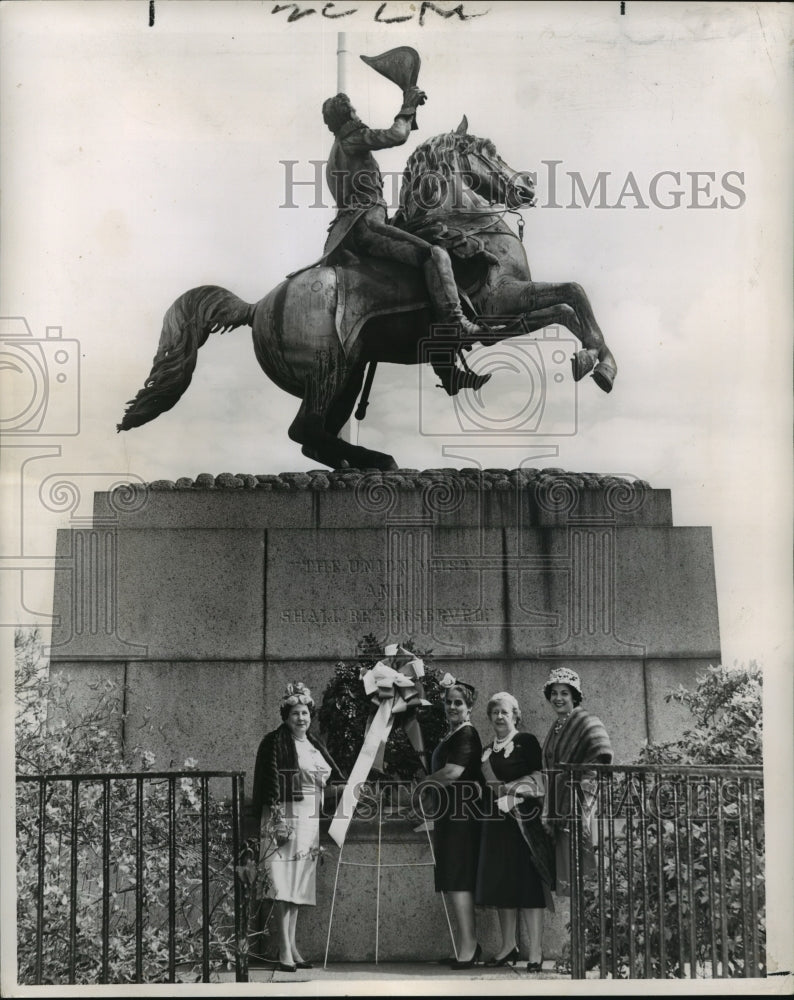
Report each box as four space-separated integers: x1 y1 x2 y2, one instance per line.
571 349 597 382
592 362 616 393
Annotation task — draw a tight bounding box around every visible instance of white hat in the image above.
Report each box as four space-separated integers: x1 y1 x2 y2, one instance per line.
543 667 582 698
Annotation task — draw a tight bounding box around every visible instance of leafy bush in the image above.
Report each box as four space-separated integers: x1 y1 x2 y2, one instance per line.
573 664 765 979
641 662 763 767
317 634 447 779
14 627 246 984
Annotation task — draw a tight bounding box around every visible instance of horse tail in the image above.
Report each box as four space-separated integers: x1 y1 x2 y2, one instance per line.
117 285 256 432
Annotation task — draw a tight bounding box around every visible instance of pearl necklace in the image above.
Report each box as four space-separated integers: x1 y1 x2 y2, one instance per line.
553 713 572 734
492 729 517 751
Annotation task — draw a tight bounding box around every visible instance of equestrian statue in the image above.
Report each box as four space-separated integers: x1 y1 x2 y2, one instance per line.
118 46 617 471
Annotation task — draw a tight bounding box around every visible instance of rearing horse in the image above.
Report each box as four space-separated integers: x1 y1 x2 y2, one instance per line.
118 117 617 470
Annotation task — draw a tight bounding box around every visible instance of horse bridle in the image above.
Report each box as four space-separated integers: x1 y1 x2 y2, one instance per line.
452 148 528 241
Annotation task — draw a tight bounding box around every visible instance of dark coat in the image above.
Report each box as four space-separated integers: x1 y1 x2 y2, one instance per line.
250 724 344 823
480 735 556 892
315 114 414 269
326 115 412 211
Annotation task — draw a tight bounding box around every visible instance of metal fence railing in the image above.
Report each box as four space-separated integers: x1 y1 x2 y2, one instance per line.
17 763 765 981
16 770 249 985
564 763 764 980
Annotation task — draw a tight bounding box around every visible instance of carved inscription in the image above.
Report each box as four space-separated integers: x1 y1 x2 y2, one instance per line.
280 555 495 626
267 528 508 656
279 607 498 625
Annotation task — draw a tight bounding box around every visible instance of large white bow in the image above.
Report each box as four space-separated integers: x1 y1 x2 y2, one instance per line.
329 652 428 847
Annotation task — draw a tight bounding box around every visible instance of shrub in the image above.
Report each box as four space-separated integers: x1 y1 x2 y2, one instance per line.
640 662 762 767
572 664 764 979
14 627 245 984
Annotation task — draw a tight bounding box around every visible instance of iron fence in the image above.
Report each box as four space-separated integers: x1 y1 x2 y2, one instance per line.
17 763 765 981
565 763 764 980
16 770 249 985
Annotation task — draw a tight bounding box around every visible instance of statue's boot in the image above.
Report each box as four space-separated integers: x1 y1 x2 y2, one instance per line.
423 246 491 395
433 364 491 395
423 246 486 341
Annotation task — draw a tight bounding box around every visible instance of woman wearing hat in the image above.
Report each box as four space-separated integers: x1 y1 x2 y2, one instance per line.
413 673 483 969
251 682 343 972
475 691 555 973
541 668 613 897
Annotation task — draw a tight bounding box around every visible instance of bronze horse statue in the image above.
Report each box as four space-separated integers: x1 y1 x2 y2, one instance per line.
118 118 617 470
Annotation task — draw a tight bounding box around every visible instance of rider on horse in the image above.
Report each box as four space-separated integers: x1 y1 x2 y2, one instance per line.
321 89 491 396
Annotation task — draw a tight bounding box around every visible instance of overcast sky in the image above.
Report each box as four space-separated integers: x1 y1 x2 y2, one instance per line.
1 0 792 987
2 1 791 671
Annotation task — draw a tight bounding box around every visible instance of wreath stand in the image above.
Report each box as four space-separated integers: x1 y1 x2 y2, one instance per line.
323 781 458 967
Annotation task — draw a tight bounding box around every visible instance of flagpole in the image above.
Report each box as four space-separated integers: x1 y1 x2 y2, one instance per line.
337 32 349 93
337 32 355 446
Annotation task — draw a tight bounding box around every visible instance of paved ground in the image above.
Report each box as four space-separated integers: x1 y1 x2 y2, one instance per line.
231 959 570 985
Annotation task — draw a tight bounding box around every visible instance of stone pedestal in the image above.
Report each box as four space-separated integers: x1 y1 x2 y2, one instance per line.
49 468 720 959
295 815 570 964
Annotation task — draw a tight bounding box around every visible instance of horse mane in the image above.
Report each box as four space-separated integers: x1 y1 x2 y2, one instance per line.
398 129 498 218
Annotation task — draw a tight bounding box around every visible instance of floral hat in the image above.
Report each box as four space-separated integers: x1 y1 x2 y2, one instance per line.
280 681 314 710
439 672 476 699
543 667 582 699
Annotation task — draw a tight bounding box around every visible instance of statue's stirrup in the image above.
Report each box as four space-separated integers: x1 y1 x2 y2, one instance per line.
457 316 487 341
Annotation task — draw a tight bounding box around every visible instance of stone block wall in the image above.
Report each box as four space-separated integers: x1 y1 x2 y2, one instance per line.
48 468 721 961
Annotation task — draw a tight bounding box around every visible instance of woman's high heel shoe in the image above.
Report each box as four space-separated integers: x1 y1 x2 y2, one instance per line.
484 946 519 967
450 943 482 970
525 959 543 973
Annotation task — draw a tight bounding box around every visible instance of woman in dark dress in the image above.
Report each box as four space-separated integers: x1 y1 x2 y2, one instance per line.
414 673 483 968
475 692 555 973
